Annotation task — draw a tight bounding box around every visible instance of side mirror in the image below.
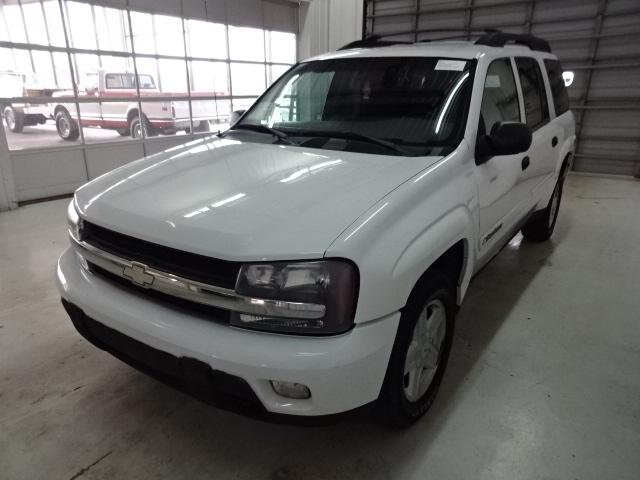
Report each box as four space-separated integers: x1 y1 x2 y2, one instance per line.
230 110 246 125
476 121 532 164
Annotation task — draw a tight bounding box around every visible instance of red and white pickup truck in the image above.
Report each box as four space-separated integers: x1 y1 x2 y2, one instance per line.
51 70 227 140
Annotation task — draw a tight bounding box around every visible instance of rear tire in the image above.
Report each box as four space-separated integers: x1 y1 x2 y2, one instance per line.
375 271 456 427
4 106 24 133
55 110 79 141
522 178 563 242
130 115 155 139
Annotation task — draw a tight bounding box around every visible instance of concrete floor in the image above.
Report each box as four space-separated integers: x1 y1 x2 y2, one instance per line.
1 173 639 480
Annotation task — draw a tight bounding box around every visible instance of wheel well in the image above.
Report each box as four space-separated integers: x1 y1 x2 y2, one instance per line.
408 240 466 307
431 240 465 291
54 105 68 116
127 109 139 125
560 153 572 178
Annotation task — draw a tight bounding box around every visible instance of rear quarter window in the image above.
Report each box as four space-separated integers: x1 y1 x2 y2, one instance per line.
544 59 570 116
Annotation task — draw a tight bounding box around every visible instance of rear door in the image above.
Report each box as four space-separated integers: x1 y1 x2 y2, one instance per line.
544 58 573 179
514 57 556 202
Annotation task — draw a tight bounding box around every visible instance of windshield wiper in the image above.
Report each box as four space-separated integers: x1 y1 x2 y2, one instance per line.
220 123 296 145
297 130 410 156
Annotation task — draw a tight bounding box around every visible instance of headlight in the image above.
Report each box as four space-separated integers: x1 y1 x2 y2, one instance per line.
66 199 82 240
232 260 359 335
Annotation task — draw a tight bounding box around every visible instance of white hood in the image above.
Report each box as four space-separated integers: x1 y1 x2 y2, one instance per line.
75 136 441 261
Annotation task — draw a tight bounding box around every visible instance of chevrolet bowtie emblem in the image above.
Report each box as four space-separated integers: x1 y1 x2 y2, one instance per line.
123 262 155 287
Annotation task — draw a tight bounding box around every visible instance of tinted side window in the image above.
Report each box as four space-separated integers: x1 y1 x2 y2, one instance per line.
479 58 520 135
515 57 549 130
544 59 570 116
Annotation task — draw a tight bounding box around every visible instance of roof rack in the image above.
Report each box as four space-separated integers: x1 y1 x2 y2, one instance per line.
474 31 551 53
337 35 411 51
337 30 552 53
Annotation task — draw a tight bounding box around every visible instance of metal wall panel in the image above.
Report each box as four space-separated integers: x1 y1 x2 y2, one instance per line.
365 0 640 176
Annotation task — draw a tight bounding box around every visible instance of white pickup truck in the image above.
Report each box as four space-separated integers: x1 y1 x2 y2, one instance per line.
1 70 53 132
50 70 226 140
57 32 575 426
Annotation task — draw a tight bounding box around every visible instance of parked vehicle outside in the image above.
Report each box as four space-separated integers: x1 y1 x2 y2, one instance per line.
57 33 575 425
1 71 54 133
51 70 227 140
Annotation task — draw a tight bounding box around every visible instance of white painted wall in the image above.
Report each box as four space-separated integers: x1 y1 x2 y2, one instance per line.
298 0 363 60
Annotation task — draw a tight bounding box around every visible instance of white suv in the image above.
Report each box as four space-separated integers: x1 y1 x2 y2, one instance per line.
57 32 575 425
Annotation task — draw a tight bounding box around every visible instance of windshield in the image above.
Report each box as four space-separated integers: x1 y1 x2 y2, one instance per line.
236 57 474 156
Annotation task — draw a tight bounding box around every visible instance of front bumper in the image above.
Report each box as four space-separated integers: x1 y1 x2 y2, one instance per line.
56 247 399 418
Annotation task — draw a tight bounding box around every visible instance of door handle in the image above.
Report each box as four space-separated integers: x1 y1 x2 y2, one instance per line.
521 156 530 171
552 136 558 147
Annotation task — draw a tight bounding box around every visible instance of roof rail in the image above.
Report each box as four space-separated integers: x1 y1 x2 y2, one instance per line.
475 31 551 53
338 35 411 51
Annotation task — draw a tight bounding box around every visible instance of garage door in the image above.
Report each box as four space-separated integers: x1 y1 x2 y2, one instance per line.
364 0 640 176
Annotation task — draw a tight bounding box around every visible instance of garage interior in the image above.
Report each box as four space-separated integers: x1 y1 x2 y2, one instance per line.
1 0 639 479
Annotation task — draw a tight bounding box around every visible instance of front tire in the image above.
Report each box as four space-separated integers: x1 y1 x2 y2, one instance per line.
4 106 24 133
376 271 456 427
55 110 79 140
522 178 563 242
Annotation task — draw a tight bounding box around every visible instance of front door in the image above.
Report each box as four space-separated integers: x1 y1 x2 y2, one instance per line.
475 57 530 262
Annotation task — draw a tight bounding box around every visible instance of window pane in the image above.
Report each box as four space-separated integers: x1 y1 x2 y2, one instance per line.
186 20 226 59
72 53 100 85
269 64 290 86
94 6 130 52
212 99 231 129
229 26 264 62
480 58 520 134
134 57 160 87
31 50 55 88
2 3 26 43
42 1 66 47
230 63 265 96
53 52 73 89
141 100 191 137
130 11 155 54
232 97 257 112
189 99 230 134
154 14 184 56
22 2 49 46
268 31 296 64
516 57 550 130
65 1 96 50
190 61 229 95
157 59 188 94
12 48 32 73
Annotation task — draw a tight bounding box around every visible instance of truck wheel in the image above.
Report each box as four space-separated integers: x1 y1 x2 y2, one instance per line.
130 116 156 139
55 110 79 141
116 128 129 136
4 106 24 133
522 179 563 242
375 271 456 427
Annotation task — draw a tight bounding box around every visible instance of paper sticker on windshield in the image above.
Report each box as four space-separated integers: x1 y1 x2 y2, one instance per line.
435 60 467 71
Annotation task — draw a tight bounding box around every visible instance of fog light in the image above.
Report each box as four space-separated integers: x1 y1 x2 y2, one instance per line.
270 380 311 399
